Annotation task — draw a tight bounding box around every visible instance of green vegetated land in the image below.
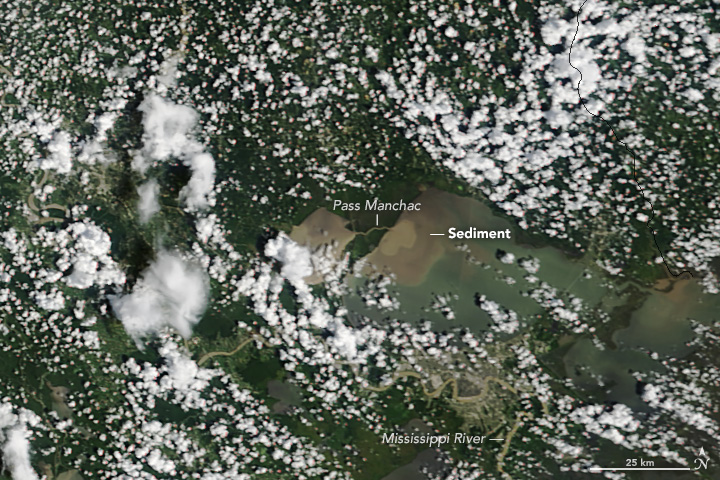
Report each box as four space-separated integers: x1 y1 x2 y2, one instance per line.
0 0 718 478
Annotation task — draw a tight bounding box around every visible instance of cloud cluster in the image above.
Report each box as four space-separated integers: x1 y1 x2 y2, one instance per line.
258 233 382 362
37 131 73 174
135 94 216 213
0 402 41 480
61 221 126 289
137 179 161 224
77 111 120 164
32 107 120 172
570 403 639 446
265 234 313 284
110 250 209 345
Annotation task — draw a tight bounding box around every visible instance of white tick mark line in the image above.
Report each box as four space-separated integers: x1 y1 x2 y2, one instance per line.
489 438 504 441
376 214 378 226
430 233 445 236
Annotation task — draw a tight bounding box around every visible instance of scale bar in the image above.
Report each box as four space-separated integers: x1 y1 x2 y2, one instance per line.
590 467 691 472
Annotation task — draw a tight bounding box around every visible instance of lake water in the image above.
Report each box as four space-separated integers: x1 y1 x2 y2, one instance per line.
293 188 720 406
345 188 609 333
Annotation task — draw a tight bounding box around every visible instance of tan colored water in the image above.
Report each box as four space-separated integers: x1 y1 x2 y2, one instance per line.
364 188 509 286
292 188 720 408
368 217 443 285
613 277 719 356
343 188 597 332
290 207 357 284
290 207 356 252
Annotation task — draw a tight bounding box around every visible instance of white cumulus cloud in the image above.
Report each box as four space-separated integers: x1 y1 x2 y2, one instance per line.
135 94 216 211
63 222 126 289
265 234 313 284
110 250 209 345
0 402 41 480
37 131 73 174
137 179 161 224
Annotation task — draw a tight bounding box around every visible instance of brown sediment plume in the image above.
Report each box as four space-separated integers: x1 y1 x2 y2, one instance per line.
612 276 719 355
290 207 357 284
378 219 417 256
365 188 510 286
290 207 356 253
47 382 72 419
642 277 702 323
56 470 84 480
291 189 515 286
366 215 444 285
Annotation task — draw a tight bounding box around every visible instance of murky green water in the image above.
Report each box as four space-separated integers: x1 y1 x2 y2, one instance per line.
333 188 720 406
345 188 611 333
563 276 720 408
563 338 664 409
614 279 720 356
